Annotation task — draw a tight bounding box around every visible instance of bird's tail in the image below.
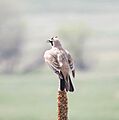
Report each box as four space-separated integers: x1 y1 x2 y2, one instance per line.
68 75 74 92
59 72 74 92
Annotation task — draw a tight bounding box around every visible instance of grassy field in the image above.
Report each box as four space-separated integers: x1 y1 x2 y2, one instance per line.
0 67 119 120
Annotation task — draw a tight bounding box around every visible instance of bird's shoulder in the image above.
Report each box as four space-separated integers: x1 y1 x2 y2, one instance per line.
48 48 61 57
44 50 52 61
44 48 58 60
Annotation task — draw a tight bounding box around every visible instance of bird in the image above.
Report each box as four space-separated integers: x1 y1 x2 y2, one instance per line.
44 36 75 92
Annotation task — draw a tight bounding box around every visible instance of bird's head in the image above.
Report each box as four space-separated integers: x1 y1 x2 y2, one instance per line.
47 36 62 47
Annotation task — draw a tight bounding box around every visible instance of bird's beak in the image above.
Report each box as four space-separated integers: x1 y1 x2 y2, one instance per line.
47 39 53 43
47 39 53 46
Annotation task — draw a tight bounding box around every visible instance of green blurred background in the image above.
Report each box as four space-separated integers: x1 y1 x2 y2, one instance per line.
0 0 119 120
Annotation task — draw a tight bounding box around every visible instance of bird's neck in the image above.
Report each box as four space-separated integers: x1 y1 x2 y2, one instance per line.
52 42 63 49
52 46 63 50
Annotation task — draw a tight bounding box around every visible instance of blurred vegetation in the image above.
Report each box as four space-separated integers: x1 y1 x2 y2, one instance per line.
0 0 24 73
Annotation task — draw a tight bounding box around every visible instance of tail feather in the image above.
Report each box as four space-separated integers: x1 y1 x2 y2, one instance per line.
59 78 65 91
59 71 74 92
65 75 69 92
68 75 74 92
59 71 65 91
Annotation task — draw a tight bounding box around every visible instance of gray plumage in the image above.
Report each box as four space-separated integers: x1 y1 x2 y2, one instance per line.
44 36 75 92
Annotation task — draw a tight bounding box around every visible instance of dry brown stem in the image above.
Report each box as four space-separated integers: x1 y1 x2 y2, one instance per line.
57 91 68 120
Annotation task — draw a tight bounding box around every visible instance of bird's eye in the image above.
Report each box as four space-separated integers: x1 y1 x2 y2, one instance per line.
51 37 53 40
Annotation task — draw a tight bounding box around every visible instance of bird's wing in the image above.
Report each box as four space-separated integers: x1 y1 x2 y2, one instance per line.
57 52 64 67
44 50 60 74
65 50 75 78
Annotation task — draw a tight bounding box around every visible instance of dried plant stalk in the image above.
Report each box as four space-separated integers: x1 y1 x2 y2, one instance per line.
57 91 68 120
